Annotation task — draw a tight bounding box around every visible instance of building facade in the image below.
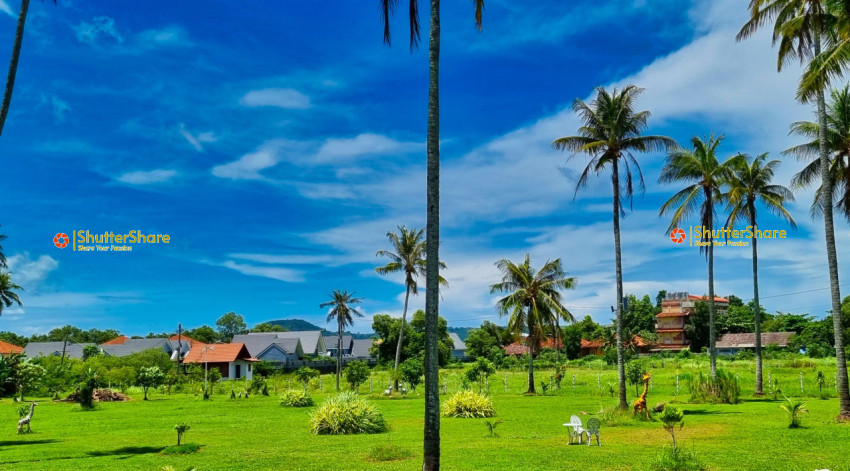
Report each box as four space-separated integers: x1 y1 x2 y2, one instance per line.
655 292 729 351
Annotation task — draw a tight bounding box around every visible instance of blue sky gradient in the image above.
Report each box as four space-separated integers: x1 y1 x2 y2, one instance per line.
0 0 844 336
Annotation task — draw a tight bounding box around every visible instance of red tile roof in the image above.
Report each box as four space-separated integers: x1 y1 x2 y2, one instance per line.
0 340 23 354
182 343 257 363
688 295 730 303
580 339 604 349
169 334 199 345
503 343 529 356
102 336 129 345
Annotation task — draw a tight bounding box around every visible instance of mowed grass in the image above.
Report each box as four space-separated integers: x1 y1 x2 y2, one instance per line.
0 360 849 471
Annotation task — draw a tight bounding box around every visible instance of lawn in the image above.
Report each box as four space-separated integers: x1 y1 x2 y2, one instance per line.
1 359 848 470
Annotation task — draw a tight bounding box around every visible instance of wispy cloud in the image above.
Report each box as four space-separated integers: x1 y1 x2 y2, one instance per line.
7 253 59 292
211 141 284 180
74 16 124 46
137 26 190 47
239 88 311 109
40 94 70 122
116 169 178 185
179 124 217 152
313 133 420 164
0 0 13 18
220 260 305 283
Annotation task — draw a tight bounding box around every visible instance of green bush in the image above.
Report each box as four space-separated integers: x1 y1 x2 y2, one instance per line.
367 444 414 462
344 361 370 391
161 443 201 455
310 391 387 435
651 446 703 471
598 406 634 427
279 389 314 407
441 390 496 418
779 396 807 428
687 370 740 404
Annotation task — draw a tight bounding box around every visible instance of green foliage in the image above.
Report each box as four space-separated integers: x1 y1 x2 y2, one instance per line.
768 377 782 401
161 443 201 455
253 360 277 378
371 311 453 367
16 403 30 418
484 418 502 437
685 301 711 353
15 360 45 401
687 370 740 404
626 360 647 396
174 423 190 446
651 446 704 471
293 367 319 392
183 325 219 344
465 321 508 359
102 366 135 393
82 345 100 360
367 444 414 462
623 294 659 333
215 312 248 342
250 322 287 333
137 366 165 401
279 389 314 407
79 367 99 409
249 376 267 395
344 361 370 391
441 390 496 418
598 406 633 427
309 391 387 435
816 371 828 399
399 357 424 392
465 357 495 392
779 396 807 428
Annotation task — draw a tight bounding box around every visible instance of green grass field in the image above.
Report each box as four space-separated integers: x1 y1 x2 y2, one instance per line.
1 359 849 470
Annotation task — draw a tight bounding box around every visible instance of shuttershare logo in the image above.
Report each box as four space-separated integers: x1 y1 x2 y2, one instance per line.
53 233 69 249
52 229 171 252
670 228 686 244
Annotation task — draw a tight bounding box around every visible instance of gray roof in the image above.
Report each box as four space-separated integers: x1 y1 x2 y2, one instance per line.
232 333 278 357
257 338 304 358
448 332 466 351
99 338 171 357
23 342 95 359
351 338 375 358
323 335 352 350
716 332 795 349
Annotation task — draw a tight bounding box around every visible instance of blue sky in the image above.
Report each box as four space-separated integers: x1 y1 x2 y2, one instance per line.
0 0 844 336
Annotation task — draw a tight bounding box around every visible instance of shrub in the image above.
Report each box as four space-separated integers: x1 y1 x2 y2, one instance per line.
651 446 703 471
465 358 496 393
279 389 314 407
16 403 30 418
344 361 370 391
79 367 99 409
441 390 496 418
367 444 414 462
174 423 190 446
137 366 165 401
294 367 319 393
484 418 503 437
626 360 647 396
161 443 201 455
687 370 740 404
310 391 387 435
779 396 807 428
399 358 424 392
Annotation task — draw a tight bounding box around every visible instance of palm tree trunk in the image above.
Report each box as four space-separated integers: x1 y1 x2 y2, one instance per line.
751 207 763 395
423 0 442 467
337 318 342 391
611 158 627 410
706 190 717 380
394 286 411 392
527 333 536 394
813 33 850 419
0 0 30 138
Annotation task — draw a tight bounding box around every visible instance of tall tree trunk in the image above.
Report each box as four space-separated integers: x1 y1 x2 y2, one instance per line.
394 286 411 391
751 206 763 395
0 0 30 137
705 190 717 380
813 33 850 419
423 0 442 468
527 331 536 394
612 158 627 410
337 318 342 391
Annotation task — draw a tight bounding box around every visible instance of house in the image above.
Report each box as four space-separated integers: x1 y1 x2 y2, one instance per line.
579 339 605 357
448 333 468 361
101 336 129 345
182 343 257 380
0 340 23 355
716 332 795 355
502 336 564 357
655 292 729 351
23 342 96 359
350 339 375 360
323 335 353 357
254 338 304 368
233 331 327 357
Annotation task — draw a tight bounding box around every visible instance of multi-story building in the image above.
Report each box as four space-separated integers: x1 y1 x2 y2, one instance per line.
655 291 729 351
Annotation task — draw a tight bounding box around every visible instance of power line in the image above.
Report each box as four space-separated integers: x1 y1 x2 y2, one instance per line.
758 283 850 300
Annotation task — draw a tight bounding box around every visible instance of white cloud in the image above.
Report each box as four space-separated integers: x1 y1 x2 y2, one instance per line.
40 94 71 122
211 141 283 180
313 133 421 164
137 26 189 46
239 88 311 109
6 253 58 291
116 169 178 185
220 260 304 283
0 0 13 18
179 124 217 152
74 16 124 45
229 253 338 265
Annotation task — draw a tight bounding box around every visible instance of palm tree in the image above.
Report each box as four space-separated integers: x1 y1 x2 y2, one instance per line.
1 0 55 137
723 153 796 395
659 134 741 379
379 2 484 467
0 227 7 268
490 254 576 394
0 272 22 315
552 85 677 410
739 0 850 419
320 290 363 391
376 225 446 392
784 85 850 219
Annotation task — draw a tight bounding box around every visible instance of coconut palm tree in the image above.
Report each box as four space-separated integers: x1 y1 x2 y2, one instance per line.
0 272 22 315
1 0 55 137
320 290 363 391
659 134 742 379
552 85 677 410
784 85 850 219
379 1 484 467
0 228 7 268
723 153 796 395
738 0 850 419
375 225 446 392
490 254 576 394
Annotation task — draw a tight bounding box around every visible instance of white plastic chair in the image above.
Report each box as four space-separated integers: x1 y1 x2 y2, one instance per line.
563 415 586 444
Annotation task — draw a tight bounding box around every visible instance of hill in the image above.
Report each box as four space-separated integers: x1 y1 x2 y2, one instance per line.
267 319 324 332
447 327 477 341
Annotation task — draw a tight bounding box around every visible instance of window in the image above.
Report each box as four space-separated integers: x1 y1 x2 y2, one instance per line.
248 364 251 372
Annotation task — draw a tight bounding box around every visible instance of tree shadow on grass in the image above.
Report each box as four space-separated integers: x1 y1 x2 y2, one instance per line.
86 446 165 459
0 439 62 446
682 409 742 415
